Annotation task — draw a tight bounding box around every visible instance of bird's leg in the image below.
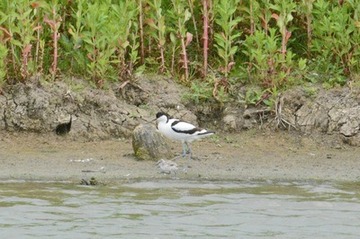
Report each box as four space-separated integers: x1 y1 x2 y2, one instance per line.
184 142 192 160
181 142 188 157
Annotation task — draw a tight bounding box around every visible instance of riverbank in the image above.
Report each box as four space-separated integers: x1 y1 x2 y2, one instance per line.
1 130 359 184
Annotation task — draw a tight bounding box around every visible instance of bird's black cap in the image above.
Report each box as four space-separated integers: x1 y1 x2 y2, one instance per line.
156 112 169 119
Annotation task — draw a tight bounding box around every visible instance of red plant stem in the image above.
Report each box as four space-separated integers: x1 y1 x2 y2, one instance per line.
35 23 40 69
249 1 254 35
52 34 58 78
171 47 175 74
159 44 165 73
180 34 189 81
21 44 32 79
53 8 58 78
281 33 286 55
44 7 59 79
202 0 209 77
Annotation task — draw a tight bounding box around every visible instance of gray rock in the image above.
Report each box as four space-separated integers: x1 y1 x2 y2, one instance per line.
243 107 271 129
296 103 329 132
221 106 244 131
342 133 360 146
340 118 360 137
132 124 172 161
282 87 360 145
222 114 237 131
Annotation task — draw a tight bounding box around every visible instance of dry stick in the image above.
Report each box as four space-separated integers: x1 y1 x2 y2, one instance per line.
202 0 209 77
274 93 297 130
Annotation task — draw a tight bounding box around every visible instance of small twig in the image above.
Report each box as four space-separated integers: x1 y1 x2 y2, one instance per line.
274 93 297 130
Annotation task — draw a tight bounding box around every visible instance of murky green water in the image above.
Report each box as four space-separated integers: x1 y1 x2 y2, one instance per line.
1 180 360 238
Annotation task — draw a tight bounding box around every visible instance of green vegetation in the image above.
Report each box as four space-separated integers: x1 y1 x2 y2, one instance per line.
1 0 360 104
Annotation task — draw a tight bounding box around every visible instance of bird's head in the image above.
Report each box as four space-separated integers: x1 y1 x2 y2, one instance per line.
156 112 170 123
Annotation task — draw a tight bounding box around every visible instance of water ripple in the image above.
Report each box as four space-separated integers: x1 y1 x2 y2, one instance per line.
0 180 360 238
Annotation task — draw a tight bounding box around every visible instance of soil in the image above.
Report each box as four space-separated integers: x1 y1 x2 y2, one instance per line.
1 130 360 184
1 75 360 184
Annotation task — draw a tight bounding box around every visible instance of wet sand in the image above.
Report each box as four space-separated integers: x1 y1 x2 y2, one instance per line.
1 130 360 184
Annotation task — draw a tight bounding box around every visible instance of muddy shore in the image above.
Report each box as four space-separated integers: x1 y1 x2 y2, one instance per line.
1 130 360 184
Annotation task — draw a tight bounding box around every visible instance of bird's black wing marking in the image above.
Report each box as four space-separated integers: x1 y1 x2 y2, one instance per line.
171 120 200 134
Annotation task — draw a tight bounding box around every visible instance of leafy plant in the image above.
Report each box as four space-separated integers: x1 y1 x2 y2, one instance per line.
311 0 360 84
299 0 315 56
213 0 241 79
62 0 87 75
43 1 62 80
112 0 139 78
270 0 296 57
0 0 360 98
168 0 192 81
0 43 7 87
147 0 167 73
82 1 117 86
76 0 138 86
128 22 141 75
184 80 213 104
0 0 37 81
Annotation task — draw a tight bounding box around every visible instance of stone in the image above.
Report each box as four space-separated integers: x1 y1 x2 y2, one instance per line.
296 103 329 132
340 119 360 137
341 133 360 146
132 124 172 161
222 114 237 131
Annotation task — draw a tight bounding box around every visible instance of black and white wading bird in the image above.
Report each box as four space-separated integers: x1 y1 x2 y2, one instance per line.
156 112 215 159
55 115 72 135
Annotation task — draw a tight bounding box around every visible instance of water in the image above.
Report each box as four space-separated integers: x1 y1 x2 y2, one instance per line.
1 180 360 239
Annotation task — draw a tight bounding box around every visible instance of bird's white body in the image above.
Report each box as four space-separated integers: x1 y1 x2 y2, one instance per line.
156 112 215 158
157 117 212 142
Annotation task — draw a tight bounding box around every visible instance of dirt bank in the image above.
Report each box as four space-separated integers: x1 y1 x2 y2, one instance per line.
1 130 360 184
1 75 360 184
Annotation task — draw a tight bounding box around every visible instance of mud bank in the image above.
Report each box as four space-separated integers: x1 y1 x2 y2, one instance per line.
2 75 360 146
1 130 360 184
1 75 360 183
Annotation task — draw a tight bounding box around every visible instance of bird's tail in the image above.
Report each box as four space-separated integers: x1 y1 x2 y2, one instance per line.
196 130 215 137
